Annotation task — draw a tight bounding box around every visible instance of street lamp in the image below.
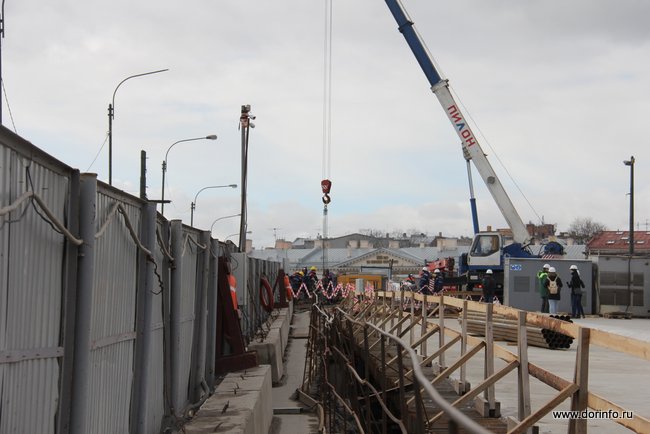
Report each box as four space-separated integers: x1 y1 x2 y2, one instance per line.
190 184 237 226
210 213 241 235
225 231 252 243
160 135 217 215
108 68 169 185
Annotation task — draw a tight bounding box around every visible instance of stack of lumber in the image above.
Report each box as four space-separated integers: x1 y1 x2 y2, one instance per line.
461 312 573 350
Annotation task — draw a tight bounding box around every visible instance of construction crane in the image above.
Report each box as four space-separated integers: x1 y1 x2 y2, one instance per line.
382 0 558 291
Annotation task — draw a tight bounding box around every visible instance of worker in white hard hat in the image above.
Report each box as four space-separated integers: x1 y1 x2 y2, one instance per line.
432 268 444 293
536 263 551 313
419 267 432 294
568 265 586 318
544 267 564 315
481 269 496 303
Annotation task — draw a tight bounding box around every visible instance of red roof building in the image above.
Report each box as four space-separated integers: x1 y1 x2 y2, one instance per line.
586 231 650 256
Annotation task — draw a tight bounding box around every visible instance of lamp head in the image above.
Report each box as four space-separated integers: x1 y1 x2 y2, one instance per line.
205 134 217 140
228 184 237 188
623 156 635 166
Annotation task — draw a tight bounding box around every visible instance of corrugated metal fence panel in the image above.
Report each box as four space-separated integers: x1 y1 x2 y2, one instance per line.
0 144 10 433
87 188 141 434
144 219 167 434
176 227 200 409
0 149 69 434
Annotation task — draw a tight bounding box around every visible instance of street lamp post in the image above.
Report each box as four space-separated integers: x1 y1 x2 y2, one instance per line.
210 213 241 235
108 68 168 185
161 135 217 215
190 184 237 226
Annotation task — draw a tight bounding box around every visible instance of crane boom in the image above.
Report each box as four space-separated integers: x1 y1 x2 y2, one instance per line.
384 0 531 245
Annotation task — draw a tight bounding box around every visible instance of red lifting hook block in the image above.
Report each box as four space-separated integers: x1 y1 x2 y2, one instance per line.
321 179 332 194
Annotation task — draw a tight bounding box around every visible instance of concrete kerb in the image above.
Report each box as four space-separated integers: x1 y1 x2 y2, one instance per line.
184 365 272 434
248 305 293 383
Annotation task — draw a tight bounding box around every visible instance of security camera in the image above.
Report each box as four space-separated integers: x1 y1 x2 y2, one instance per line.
249 114 256 120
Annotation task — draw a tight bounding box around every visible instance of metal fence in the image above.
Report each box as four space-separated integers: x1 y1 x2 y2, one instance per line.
0 126 282 434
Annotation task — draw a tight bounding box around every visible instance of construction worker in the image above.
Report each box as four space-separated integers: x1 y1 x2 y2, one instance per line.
544 267 563 315
419 267 432 295
537 264 550 313
481 269 496 303
568 265 585 318
403 274 416 290
433 269 444 293
228 272 240 318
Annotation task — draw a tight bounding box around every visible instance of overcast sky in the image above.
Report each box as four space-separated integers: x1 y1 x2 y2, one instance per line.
4 0 649 248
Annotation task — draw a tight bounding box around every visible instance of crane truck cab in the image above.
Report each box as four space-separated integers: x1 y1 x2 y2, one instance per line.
463 232 536 294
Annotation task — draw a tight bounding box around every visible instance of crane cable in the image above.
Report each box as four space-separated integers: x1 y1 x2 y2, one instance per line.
320 0 333 272
321 0 333 206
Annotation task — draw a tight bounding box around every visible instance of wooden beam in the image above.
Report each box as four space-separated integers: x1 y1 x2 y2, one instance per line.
588 392 650 433
509 384 578 434
428 360 519 424
589 328 650 362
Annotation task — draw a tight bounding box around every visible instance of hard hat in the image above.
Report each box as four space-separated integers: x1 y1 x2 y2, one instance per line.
570 265 578 270
549 267 556 273
433 269 440 274
422 267 428 271
298 271 304 276
543 264 550 269
310 266 317 271
486 269 493 274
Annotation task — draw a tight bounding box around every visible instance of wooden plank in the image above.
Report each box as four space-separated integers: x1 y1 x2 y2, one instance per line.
428 360 519 424
588 392 650 434
509 384 579 434
589 328 650 362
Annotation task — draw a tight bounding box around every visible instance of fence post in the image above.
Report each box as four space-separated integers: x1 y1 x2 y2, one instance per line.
69 173 97 434
131 202 157 434
205 239 219 388
169 220 184 416
190 230 210 402
517 310 532 431
569 327 590 434
58 170 80 434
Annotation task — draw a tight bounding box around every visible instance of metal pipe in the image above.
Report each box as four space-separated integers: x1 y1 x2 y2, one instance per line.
69 173 97 434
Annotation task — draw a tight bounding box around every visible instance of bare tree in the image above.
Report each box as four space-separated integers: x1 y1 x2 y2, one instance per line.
567 217 607 243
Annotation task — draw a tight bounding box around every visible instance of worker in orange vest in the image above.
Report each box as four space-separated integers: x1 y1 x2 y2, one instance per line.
284 274 293 301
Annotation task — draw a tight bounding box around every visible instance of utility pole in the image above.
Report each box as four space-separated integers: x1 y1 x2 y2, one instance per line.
0 0 6 124
624 156 635 311
238 105 255 252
